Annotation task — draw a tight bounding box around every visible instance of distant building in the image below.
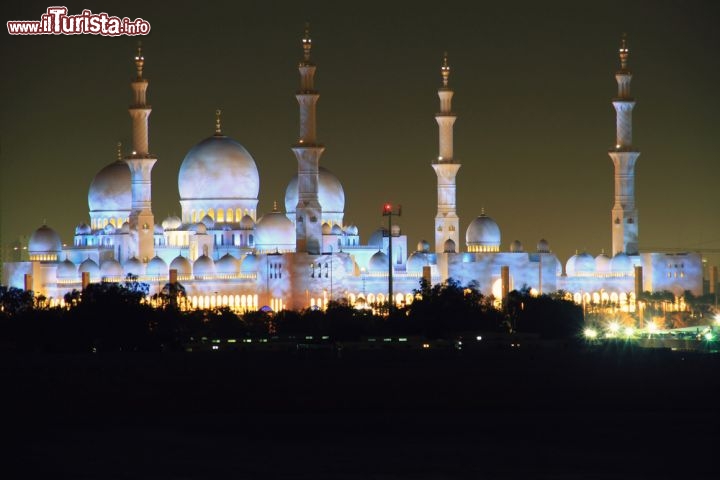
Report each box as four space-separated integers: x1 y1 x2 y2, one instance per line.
1 32 702 311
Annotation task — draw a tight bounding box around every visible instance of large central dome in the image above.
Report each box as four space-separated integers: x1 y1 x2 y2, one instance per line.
179 135 260 201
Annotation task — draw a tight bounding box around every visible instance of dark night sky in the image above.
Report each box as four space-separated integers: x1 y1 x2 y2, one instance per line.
2 0 719 265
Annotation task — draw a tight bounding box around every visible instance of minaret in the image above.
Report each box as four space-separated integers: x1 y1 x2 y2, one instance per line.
124 43 157 262
291 24 324 254
608 35 640 256
432 53 461 253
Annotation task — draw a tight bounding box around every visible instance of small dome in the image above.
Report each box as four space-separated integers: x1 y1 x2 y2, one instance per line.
417 240 431 253
161 215 182 230
340 254 356 274
88 161 131 213
368 251 389 273
240 253 258 273
407 252 428 273
537 238 550 253
611 252 632 273
285 166 345 215
444 238 456 253
322 222 332 235
509 240 524 253
391 225 401 237
368 227 388 248
120 222 131 234
57 258 77 279
216 253 241 275
28 225 62 253
123 257 145 276
103 223 116 234
595 253 611 273
193 254 216 277
345 224 359 235
100 259 124 277
169 255 192 276
200 214 215 229
239 214 255 230
566 252 595 276
189 223 207 234
255 211 295 249
146 256 168 276
331 224 343 235
78 258 100 278
178 136 260 202
75 223 92 235
154 224 164 235
466 213 501 249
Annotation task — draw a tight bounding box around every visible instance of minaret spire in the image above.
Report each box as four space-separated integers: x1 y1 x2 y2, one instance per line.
608 34 640 256
432 52 461 253
291 23 325 254
125 43 157 262
215 108 223 136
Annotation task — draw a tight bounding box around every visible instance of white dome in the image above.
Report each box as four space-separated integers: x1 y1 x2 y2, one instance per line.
178 136 259 201
123 257 145 276
444 238 456 253
146 256 168 276
170 255 192 276
417 240 430 253
28 225 62 253
595 253 611 273
322 222 332 235
161 215 182 230
78 258 100 278
284 166 345 215
407 252 428 272
509 240 524 253
239 215 255 230
537 238 550 253
240 254 258 273
75 223 92 235
466 213 501 248
368 251 389 272
88 161 131 213
189 223 207 234
331 224 343 235
566 252 595 276
120 222 131 234
100 259 123 277
193 254 216 276
216 253 241 275
611 252 633 273
345 224 358 235
57 259 77 279
255 211 295 249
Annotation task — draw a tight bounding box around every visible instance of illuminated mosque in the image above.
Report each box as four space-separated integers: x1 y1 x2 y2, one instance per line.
2 31 703 312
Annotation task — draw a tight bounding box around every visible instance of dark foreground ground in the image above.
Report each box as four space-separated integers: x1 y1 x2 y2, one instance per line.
1 345 718 479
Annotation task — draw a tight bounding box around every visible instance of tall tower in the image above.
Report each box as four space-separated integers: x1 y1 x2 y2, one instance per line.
124 43 157 262
291 24 324 254
608 35 640 256
432 53 461 253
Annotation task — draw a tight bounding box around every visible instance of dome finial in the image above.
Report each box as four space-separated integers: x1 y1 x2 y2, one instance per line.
134 40 144 80
116 141 122 160
481 206 485 216
214 108 222 136
302 22 312 62
619 33 629 71
441 51 450 87
273 200 279 212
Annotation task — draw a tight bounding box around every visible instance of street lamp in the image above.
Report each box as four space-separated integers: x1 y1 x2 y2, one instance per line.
382 203 401 311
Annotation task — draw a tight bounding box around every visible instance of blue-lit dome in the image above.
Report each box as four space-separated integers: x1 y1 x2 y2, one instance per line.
146 256 168 276
255 211 295 250
509 240 524 253
100 259 123 277
611 252 633 273
178 136 259 201
406 252 429 273
595 253 611 273
466 213 501 250
88 161 131 213
216 253 241 275
368 227 388 248
240 254 258 273
192 254 215 277
75 223 92 235
368 251 389 273
28 225 62 254
170 255 192 276
123 257 145 276
78 258 100 279
57 258 77 279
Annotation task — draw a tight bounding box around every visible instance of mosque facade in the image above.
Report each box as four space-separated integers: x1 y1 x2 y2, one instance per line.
2 32 703 312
